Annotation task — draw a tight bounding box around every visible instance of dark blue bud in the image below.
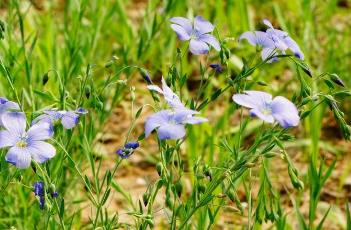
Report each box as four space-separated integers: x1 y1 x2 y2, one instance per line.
51 191 59 198
76 108 88 114
209 64 223 73
116 149 124 156
39 196 45 209
125 141 139 149
33 182 45 196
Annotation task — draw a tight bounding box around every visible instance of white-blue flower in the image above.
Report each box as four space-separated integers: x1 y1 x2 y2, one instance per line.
233 91 299 128
0 112 56 169
145 109 208 140
239 19 304 61
32 108 87 129
170 16 220 55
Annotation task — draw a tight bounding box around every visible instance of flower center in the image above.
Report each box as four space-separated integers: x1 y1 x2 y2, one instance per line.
16 140 27 148
16 136 28 148
190 30 201 40
261 103 272 115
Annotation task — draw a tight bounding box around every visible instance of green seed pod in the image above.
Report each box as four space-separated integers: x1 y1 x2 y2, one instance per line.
42 72 49 85
130 86 136 101
165 195 172 208
198 184 206 193
145 218 154 227
175 181 183 198
85 85 91 99
204 168 212 181
156 162 163 176
245 162 256 168
263 152 276 158
142 192 149 206
96 101 103 111
288 166 304 190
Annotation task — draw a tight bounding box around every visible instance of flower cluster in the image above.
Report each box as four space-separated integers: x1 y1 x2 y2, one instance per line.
239 19 304 62
145 77 208 140
32 108 87 129
0 97 87 169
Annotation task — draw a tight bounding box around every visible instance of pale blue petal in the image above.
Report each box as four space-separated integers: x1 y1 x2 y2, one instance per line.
170 17 193 34
0 100 20 126
173 109 199 123
44 110 64 119
147 84 164 94
239 31 274 48
28 141 56 163
189 39 209 55
157 123 186 140
5 147 31 169
261 47 278 62
144 110 170 137
283 36 304 60
161 78 184 108
0 130 17 148
249 108 274 123
271 96 299 128
61 112 79 129
263 19 274 28
27 122 54 142
233 91 272 110
170 24 191 41
266 30 288 51
182 116 208 124
31 114 53 126
194 16 214 34
199 34 220 51
1 112 26 136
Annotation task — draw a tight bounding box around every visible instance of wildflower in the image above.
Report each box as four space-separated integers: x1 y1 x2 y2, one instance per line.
170 16 220 55
147 77 185 109
33 181 45 209
0 97 20 127
209 63 223 73
32 108 87 129
116 141 139 159
232 90 299 128
263 19 304 60
0 112 55 169
239 19 304 61
145 109 208 140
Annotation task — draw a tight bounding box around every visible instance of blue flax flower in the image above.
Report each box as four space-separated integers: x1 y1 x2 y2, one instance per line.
32 108 87 129
239 19 304 61
170 16 220 55
145 109 208 140
147 77 185 109
0 112 56 169
0 97 20 127
116 141 139 159
233 91 299 128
